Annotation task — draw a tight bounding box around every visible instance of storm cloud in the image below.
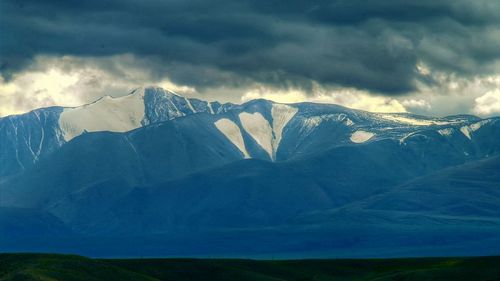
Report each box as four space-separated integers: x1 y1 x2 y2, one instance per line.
1 0 500 96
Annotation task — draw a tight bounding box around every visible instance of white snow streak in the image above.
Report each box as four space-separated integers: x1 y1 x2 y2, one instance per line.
301 114 337 132
184 97 196 113
378 114 452 126
208 102 215 114
459 120 490 140
460 126 472 140
350 130 375 143
470 120 490 131
239 112 274 159
345 118 354 126
438 128 453 136
271 104 298 158
214 118 250 158
399 132 414 144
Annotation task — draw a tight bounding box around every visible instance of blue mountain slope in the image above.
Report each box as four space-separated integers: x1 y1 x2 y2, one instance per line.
3 98 498 214
0 87 233 178
1 86 500 257
289 155 500 229
0 207 72 240
0 107 64 177
56 135 500 237
0 113 245 211
358 155 500 217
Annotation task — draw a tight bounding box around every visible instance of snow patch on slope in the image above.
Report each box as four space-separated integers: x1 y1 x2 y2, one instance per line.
59 92 145 141
460 126 472 140
271 104 298 156
470 120 490 131
239 112 274 159
302 116 325 131
378 114 452 126
214 118 250 158
337 113 354 126
345 118 354 126
459 120 489 140
438 128 454 136
350 130 375 143
301 113 352 132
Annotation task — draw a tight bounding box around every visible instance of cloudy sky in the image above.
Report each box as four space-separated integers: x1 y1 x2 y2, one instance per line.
1 0 500 117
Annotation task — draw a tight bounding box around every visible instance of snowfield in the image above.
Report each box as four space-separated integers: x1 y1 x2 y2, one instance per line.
214 118 250 158
350 130 375 143
59 91 146 141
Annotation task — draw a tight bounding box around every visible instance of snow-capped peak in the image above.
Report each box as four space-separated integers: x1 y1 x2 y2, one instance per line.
58 91 147 141
58 86 210 141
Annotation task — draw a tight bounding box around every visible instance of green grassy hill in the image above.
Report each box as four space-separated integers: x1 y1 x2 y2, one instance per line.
0 254 155 281
1 253 499 281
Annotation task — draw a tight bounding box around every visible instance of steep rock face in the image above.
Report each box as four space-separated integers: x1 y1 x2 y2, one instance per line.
141 86 233 125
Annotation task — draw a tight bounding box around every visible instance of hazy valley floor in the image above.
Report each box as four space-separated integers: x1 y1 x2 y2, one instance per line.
0 253 499 281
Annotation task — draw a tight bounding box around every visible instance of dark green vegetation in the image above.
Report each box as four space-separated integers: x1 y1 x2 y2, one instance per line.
1 254 499 281
0 254 154 281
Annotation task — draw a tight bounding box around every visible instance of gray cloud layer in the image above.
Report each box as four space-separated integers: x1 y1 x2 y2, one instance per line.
1 0 499 96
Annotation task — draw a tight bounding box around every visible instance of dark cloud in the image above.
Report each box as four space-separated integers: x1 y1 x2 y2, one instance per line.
1 0 499 95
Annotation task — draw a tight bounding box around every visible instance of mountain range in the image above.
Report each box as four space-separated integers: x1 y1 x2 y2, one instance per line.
1 86 500 258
